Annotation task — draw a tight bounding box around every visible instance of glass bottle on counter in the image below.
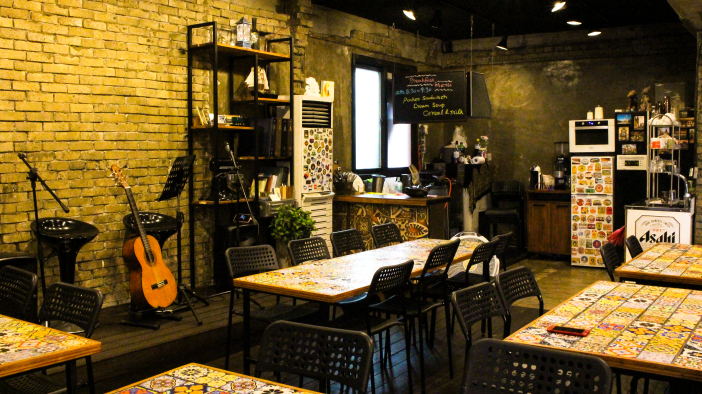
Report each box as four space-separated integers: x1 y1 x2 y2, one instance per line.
250 18 259 50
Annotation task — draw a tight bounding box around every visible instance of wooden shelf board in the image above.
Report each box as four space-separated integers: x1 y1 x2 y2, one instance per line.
236 156 292 161
233 98 291 105
194 199 249 205
191 125 254 131
189 43 290 62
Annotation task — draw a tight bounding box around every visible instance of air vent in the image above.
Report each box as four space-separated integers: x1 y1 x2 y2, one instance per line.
301 100 332 128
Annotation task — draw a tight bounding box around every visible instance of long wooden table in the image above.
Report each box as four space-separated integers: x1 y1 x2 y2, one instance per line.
233 238 481 374
616 243 702 286
507 281 702 382
0 314 101 393
105 363 321 393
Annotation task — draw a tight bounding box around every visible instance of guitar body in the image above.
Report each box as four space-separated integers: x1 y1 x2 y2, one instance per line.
123 234 178 310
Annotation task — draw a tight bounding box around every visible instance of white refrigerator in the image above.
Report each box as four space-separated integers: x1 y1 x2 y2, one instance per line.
292 95 335 254
571 156 615 268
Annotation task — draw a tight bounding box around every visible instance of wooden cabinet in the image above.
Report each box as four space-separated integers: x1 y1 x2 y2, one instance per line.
527 190 570 255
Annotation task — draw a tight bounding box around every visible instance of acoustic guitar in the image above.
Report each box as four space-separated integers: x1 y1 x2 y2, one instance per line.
111 165 178 310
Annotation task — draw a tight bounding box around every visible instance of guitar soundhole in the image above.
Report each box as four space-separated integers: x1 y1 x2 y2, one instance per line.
151 280 168 290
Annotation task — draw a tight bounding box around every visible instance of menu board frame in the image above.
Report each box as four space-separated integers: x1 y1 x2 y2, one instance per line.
392 70 467 124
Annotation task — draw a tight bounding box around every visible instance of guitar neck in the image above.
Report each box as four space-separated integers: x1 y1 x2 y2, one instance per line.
124 187 153 259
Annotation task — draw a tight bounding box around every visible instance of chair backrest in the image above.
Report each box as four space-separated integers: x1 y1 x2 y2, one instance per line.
0 266 37 321
225 245 280 281
464 239 498 283
495 266 542 310
256 321 374 393
39 282 103 338
366 260 414 302
287 236 331 266
600 242 621 281
331 229 366 257
490 180 523 208
418 239 460 283
451 282 506 339
625 235 644 258
462 338 612 394
371 222 403 249
491 231 512 264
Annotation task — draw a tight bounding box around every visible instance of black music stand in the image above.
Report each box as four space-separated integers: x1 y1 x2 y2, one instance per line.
158 155 208 324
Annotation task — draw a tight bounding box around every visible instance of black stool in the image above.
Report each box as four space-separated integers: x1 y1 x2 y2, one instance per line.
123 212 179 249
31 218 99 284
482 181 524 251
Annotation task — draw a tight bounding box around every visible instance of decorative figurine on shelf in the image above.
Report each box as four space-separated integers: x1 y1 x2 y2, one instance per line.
639 86 652 112
250 18 260 50
304 77 321 97
626 90 638 111
235 17 252 48
243 66 276 98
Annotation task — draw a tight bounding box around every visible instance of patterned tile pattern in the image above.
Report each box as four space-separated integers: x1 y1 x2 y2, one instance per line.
619 243 702 279
0 315 99 373
106 363 318 394
234 239 479 301
508 281 702 374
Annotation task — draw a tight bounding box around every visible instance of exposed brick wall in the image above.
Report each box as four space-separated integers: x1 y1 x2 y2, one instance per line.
695 31 702 243
0 0 294 307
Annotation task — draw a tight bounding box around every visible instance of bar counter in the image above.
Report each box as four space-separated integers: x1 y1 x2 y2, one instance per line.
333 193 450 250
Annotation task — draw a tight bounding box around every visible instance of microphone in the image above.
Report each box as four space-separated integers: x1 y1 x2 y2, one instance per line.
18 153 26 160
225 143 237 168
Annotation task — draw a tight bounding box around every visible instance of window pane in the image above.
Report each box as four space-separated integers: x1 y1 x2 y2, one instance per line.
388 123 410 168
354 68 381 170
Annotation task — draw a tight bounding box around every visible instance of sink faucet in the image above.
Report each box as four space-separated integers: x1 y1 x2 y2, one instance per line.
672 173 690 198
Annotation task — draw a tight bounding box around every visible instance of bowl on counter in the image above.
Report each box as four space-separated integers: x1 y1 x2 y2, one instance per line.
403 187 428 198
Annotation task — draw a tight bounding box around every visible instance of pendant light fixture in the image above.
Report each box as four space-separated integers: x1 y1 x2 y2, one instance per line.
496 35 509 50
588 28 602 36
552 2 566 12
403 1 416 20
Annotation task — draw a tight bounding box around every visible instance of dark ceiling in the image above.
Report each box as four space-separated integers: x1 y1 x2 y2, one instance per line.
311 0 682 41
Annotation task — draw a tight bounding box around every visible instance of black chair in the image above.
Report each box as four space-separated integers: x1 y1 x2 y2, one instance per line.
370 222 403 249
413 239 461 378
600 241 622 282
626 235 644 259
0 282 103 394
461 338 613 394
331 228 366 257
0 265 37 321
256 321 374 394
495 266 544 336
492 231 512 271
329 260 415 394
447 239 498 287
224 245 318 370
367 247 450 393
451 283 507 363
287 236 331 265
482 181 524 251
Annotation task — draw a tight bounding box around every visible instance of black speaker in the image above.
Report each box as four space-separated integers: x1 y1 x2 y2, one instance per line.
0 252 39 322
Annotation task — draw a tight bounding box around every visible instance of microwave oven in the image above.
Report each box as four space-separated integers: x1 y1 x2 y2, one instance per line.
569 119 615 153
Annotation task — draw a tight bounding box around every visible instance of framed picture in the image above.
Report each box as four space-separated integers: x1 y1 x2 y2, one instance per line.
630 131 644 142
634 116 645 130
618 127 629 141
195 107 206 125
622 144 637 154
616 114 631 124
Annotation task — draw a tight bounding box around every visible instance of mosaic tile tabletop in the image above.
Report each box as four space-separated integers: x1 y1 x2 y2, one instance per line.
616 243 702 285
507 281 702 380
233 238 480 303
0 314 101 378
106 363 320 394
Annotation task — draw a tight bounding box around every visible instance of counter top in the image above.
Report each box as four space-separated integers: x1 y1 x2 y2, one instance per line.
625 199 694 213
527 189 571 194
334 193 450 206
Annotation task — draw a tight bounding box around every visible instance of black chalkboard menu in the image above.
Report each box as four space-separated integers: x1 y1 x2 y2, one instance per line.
393 70 467 124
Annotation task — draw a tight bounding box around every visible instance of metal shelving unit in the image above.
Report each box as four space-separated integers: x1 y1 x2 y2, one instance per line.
185 21 294 289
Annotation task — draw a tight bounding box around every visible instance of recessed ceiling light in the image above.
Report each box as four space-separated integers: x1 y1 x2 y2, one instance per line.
567 20 582 25
552 2 566 12
403 9 416 20
588 29 601 36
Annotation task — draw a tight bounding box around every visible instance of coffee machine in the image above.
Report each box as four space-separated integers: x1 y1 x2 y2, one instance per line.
554 141 569 190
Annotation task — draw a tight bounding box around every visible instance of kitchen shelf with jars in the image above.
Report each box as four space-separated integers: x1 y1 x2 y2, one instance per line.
646 112 693 208
186 19 294 291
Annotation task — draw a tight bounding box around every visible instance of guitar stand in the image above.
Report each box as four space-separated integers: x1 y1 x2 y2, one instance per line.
158 155 207 325
120 304 183 331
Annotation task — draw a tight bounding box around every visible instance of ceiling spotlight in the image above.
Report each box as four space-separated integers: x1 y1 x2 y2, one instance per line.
588 29 602 36
567 20 582 25
429 9 443 29
552 2 566 12
496 35 509 50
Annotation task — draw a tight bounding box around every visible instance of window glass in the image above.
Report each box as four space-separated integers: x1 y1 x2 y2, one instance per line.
354 67 381 170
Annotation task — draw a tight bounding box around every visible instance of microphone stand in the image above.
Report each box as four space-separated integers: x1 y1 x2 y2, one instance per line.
18 153 69 295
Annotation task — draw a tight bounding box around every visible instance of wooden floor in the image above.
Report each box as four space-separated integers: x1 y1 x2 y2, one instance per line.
55 257 673 393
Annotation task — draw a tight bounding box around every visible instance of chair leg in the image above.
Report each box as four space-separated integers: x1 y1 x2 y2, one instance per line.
378 331 384 367
504 314 512 338
418 313 426 394
487 317 493 338
86 356 95 394
445 305 453 379
385 330 392 367
644 378 649 394
225 291 235 370
615 373 622 394
403 321 413 394
631 376 640 394
429 308 437 346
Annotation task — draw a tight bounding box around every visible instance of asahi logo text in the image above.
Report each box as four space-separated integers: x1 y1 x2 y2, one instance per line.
639 230 676 243
635 216 680 246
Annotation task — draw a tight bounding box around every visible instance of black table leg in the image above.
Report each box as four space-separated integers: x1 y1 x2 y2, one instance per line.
243 288 251 375
65 360 77 394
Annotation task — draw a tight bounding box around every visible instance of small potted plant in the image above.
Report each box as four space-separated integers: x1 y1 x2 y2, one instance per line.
270 205 317 266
